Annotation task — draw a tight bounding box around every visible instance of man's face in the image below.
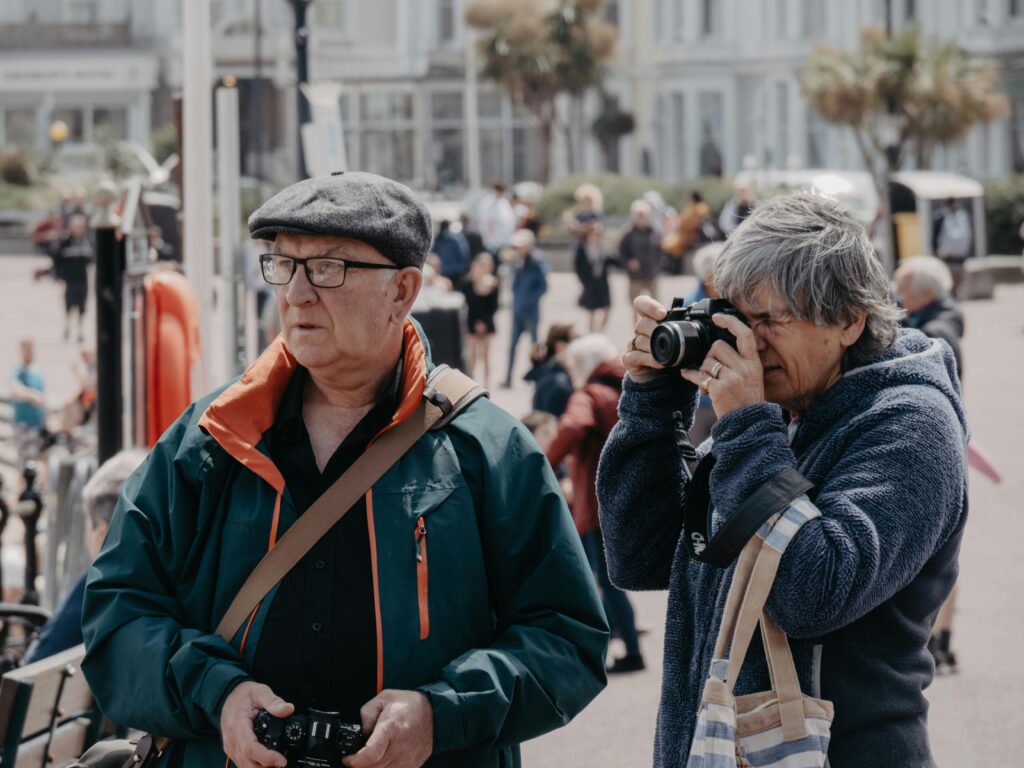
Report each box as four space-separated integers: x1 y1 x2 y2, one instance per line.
895 272 934 314
731 285 863 415
20 340 34 365
273 234 406 373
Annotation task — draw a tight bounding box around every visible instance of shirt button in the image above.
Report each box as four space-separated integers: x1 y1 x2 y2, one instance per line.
311 622 322 632
315 560 326 569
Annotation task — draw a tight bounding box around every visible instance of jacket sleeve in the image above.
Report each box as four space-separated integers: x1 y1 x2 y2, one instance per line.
708 392 966 639
420 416 608 755
596 373 701 590
545 390 595 468
81 408 251 738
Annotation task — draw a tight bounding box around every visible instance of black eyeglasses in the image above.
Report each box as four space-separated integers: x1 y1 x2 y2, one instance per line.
259 253 399 288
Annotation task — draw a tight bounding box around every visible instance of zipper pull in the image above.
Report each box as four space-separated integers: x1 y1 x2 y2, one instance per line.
415 516 426 562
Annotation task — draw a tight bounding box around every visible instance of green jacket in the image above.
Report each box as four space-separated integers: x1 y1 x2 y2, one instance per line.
82 321 608 767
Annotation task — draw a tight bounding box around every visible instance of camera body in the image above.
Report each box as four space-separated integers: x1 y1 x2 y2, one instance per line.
649 298 746 370
253 708 366 767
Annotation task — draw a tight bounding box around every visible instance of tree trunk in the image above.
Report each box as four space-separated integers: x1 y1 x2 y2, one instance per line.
540 118 553 184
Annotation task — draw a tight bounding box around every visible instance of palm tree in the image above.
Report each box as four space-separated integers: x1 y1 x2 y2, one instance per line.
801 27 1008 190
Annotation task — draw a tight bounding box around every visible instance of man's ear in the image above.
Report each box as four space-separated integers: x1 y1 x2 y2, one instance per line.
390 267 423 323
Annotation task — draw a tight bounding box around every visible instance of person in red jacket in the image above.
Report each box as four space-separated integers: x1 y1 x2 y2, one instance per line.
546 334 645 674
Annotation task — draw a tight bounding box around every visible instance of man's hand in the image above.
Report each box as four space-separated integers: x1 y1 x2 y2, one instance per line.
344 690 433 768
680 313 764 418
623 295 669 383
220 681 294 768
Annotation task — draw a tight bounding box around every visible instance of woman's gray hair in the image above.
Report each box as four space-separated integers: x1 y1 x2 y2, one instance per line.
82 449 149 529
563 334 619 388
693 242 725 283
714 193 904 369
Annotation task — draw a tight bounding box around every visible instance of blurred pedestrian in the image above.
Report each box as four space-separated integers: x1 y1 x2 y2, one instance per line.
547 334 644 674
503 229 549 387
574 222 615 333
459 212 485 258
462 252 499 387
431 219 471 286
524 323 576 418
31 210 64 268
55 213 94 343
619 200 663 304
717 182 754 237
896 255 965 674
933 198 972 298
477 182 517 255
8 339 46 462
662 192 713 274
23 449 147 664
60 347 98 432
564 183 605 241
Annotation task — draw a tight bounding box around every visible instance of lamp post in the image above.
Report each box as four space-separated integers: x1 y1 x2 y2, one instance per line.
880 0 898 276
293 0 313 180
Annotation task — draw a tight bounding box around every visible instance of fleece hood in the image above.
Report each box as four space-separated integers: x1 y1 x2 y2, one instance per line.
796 327 968 447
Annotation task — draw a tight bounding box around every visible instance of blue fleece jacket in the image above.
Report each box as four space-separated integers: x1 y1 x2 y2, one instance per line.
597 329 967 768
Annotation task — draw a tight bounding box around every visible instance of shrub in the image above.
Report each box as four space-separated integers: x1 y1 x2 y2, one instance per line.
0 152 33 186
983 176 1024 255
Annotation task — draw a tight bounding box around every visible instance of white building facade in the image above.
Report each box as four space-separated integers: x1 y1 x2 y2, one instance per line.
3 0 1024 188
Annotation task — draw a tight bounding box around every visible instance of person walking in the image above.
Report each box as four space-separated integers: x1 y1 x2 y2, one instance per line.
477 182 517 255
55 213 94 343
524 323 577 418
933 198 972 298
574 222 615 333
431 219 470 286
547 334 645 675
461 252 499 388
503 229 549 387
619 200 663 304
7 339 47 463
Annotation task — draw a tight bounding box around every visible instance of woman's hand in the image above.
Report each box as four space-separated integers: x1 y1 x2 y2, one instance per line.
680 313 765 418
624 296 669 383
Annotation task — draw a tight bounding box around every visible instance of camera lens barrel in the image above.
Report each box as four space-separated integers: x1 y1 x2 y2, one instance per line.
650 321 708 369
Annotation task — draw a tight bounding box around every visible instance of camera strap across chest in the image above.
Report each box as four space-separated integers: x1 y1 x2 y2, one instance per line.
133 365 486 766
679 441 814 568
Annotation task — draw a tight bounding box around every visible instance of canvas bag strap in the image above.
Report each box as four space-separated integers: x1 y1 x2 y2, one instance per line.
760 612 808 741
214 365 483 640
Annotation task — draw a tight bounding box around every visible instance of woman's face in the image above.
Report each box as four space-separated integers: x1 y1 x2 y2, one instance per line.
731 285 865 416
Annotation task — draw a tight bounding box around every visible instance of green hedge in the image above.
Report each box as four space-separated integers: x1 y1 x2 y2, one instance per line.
533 173 734 223
983 176 1024 255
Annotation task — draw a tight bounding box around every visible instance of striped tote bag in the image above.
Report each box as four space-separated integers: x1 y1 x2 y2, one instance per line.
687 501 834 768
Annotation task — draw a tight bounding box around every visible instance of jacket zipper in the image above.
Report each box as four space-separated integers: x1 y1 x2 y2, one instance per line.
415 516 430 639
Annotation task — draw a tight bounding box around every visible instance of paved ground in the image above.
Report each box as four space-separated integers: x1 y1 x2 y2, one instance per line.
1 254 1022 765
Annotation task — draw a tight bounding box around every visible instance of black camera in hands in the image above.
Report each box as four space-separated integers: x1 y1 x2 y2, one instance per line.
649 298 747 370
254 708 366 767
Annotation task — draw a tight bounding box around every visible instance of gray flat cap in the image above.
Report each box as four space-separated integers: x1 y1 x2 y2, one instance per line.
248 171 432 269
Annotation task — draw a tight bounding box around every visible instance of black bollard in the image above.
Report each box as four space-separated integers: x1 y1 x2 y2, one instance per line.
94 224 125 464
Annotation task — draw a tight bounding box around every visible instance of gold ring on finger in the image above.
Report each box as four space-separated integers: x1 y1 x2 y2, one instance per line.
699 377 712 395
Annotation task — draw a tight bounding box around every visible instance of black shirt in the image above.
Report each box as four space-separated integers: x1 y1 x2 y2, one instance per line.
251 365 399 720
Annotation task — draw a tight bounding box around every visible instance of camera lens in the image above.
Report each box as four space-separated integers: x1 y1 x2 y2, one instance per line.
650 320 711 369
650 323 684 367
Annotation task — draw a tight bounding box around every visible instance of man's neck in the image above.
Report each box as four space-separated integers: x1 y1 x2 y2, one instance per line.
305 359 397 411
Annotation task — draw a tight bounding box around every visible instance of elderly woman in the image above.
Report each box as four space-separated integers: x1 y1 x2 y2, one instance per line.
597 194 967 768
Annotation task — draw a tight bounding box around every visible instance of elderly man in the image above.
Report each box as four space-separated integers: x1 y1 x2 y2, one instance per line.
82 171 607 768
895 255 964 376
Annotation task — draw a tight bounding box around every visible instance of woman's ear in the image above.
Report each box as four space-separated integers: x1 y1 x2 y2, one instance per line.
840 309 867 347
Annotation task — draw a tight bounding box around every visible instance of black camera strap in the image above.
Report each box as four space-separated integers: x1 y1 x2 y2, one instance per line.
681 453 815 568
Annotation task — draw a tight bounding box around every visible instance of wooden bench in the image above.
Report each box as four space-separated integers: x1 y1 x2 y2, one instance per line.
0 645 103 767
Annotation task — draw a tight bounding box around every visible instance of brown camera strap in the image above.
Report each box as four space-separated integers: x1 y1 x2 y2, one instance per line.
143 365 485 763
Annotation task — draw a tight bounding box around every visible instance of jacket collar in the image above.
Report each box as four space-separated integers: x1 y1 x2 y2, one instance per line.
198 318 428 492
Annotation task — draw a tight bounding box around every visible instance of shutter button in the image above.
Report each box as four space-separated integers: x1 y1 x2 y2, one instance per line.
315 559 326 569
311 622 322 632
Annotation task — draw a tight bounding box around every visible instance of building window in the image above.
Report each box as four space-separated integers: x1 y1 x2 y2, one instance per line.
1012 0 1020 17
52 107 86 143
359 92 415 180
653 0 665 43
776 0 788 38
672 92 685 180
697 92 724 176
511 101 543 182
904 0 916 20
3 107 36 148
803 0 826 38
671 0 685 41
807 108 828 167
605 0 620 26
93 107 128 141
775 82 789 166
701 0 722 37
437 0 456 45
430 92 464 187
65 0 99 24
316 0 346 29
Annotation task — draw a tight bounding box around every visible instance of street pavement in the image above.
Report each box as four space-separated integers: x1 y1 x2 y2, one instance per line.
1 253 1022 765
